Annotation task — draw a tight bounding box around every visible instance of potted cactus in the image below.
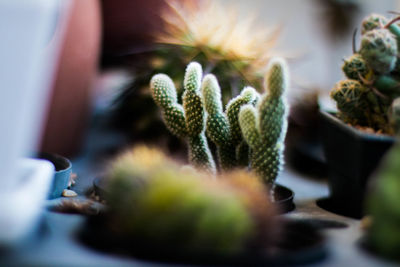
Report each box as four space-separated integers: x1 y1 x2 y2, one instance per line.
320 13 400 218
149 59 292 206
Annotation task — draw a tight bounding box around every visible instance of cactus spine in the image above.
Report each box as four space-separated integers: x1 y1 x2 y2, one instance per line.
201 74 259 170
150 63 216 173
239 58 289 184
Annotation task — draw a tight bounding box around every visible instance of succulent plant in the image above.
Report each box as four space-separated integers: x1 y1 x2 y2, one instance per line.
239 58 289 185
150 62 216 173
360 29 397 74
332 13 400 134
342 53 371 81
201 74 259 170
105 146 277 256
361 13 387 34
367 143 400 260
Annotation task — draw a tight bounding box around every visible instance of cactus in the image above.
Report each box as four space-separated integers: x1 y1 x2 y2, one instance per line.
201 74 259 170
361 13 387 34
105 146 277 255
360 29 397 74
367 143 400 260
239 58 289 185
331 13 400 134
342 54 371 81
150 63 216 173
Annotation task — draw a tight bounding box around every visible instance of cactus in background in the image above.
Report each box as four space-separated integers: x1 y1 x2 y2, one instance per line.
331 13 400 134
201 74 259 170
360 29 397 74
361 13 387 34
150 62 216 173
239 58 289 185
105 146 277 256
342 54 371 81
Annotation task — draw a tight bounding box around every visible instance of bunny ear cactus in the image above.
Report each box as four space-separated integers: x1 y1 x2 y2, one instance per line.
239 58 289 185
150 62 216 173
201 75 259 170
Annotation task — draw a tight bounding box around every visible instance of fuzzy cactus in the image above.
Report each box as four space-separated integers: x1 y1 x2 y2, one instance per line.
360 29 397 74
105 146 277 256
201 74 259 170
151 63 216 173
239 58 289 185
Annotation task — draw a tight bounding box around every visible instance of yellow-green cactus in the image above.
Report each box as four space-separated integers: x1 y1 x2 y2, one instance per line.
239 58 289 185
201 74 259 170
150 62 216 173
105 146 277 256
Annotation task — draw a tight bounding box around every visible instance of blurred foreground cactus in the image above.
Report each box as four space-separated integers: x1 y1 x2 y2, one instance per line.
331 13 400 134
239 58 289 185
105 146 277 255
367 143 400 260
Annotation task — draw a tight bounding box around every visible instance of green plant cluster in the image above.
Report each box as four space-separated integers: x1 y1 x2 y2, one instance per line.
150 59 289 184
331 13 400 134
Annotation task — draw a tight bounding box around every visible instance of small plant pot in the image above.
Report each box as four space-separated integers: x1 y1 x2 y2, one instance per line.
37 153 72 199
318 111 395 218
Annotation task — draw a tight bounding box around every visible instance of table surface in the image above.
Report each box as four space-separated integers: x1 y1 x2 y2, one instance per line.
0 125 398 267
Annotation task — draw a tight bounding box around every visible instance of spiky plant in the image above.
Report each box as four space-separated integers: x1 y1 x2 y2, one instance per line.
105 146 277 256
239 58 289 185
201 74 259 170
150 62 216 173
331 13 400 134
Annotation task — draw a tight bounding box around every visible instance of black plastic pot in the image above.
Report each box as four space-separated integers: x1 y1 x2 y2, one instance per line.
318 111 395 219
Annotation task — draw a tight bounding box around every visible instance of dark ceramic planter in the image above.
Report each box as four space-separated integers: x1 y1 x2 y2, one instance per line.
319 111 395 218
37 153 72 199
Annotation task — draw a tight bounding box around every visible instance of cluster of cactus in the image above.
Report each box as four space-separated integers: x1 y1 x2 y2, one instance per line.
331 13 400 134
150 59 289 184
105 146 277 255
367 143 400 260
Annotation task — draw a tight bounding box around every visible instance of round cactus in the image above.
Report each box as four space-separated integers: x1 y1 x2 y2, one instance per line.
330 79 369 124
342 53 371 81
361 13 387 35
360 29 397 74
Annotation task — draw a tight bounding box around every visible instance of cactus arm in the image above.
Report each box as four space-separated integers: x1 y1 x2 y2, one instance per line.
188 134 216 173
150 74 187 137
259 58 289 146
239 105 261 150
201 74 236 170
226 86 258 145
